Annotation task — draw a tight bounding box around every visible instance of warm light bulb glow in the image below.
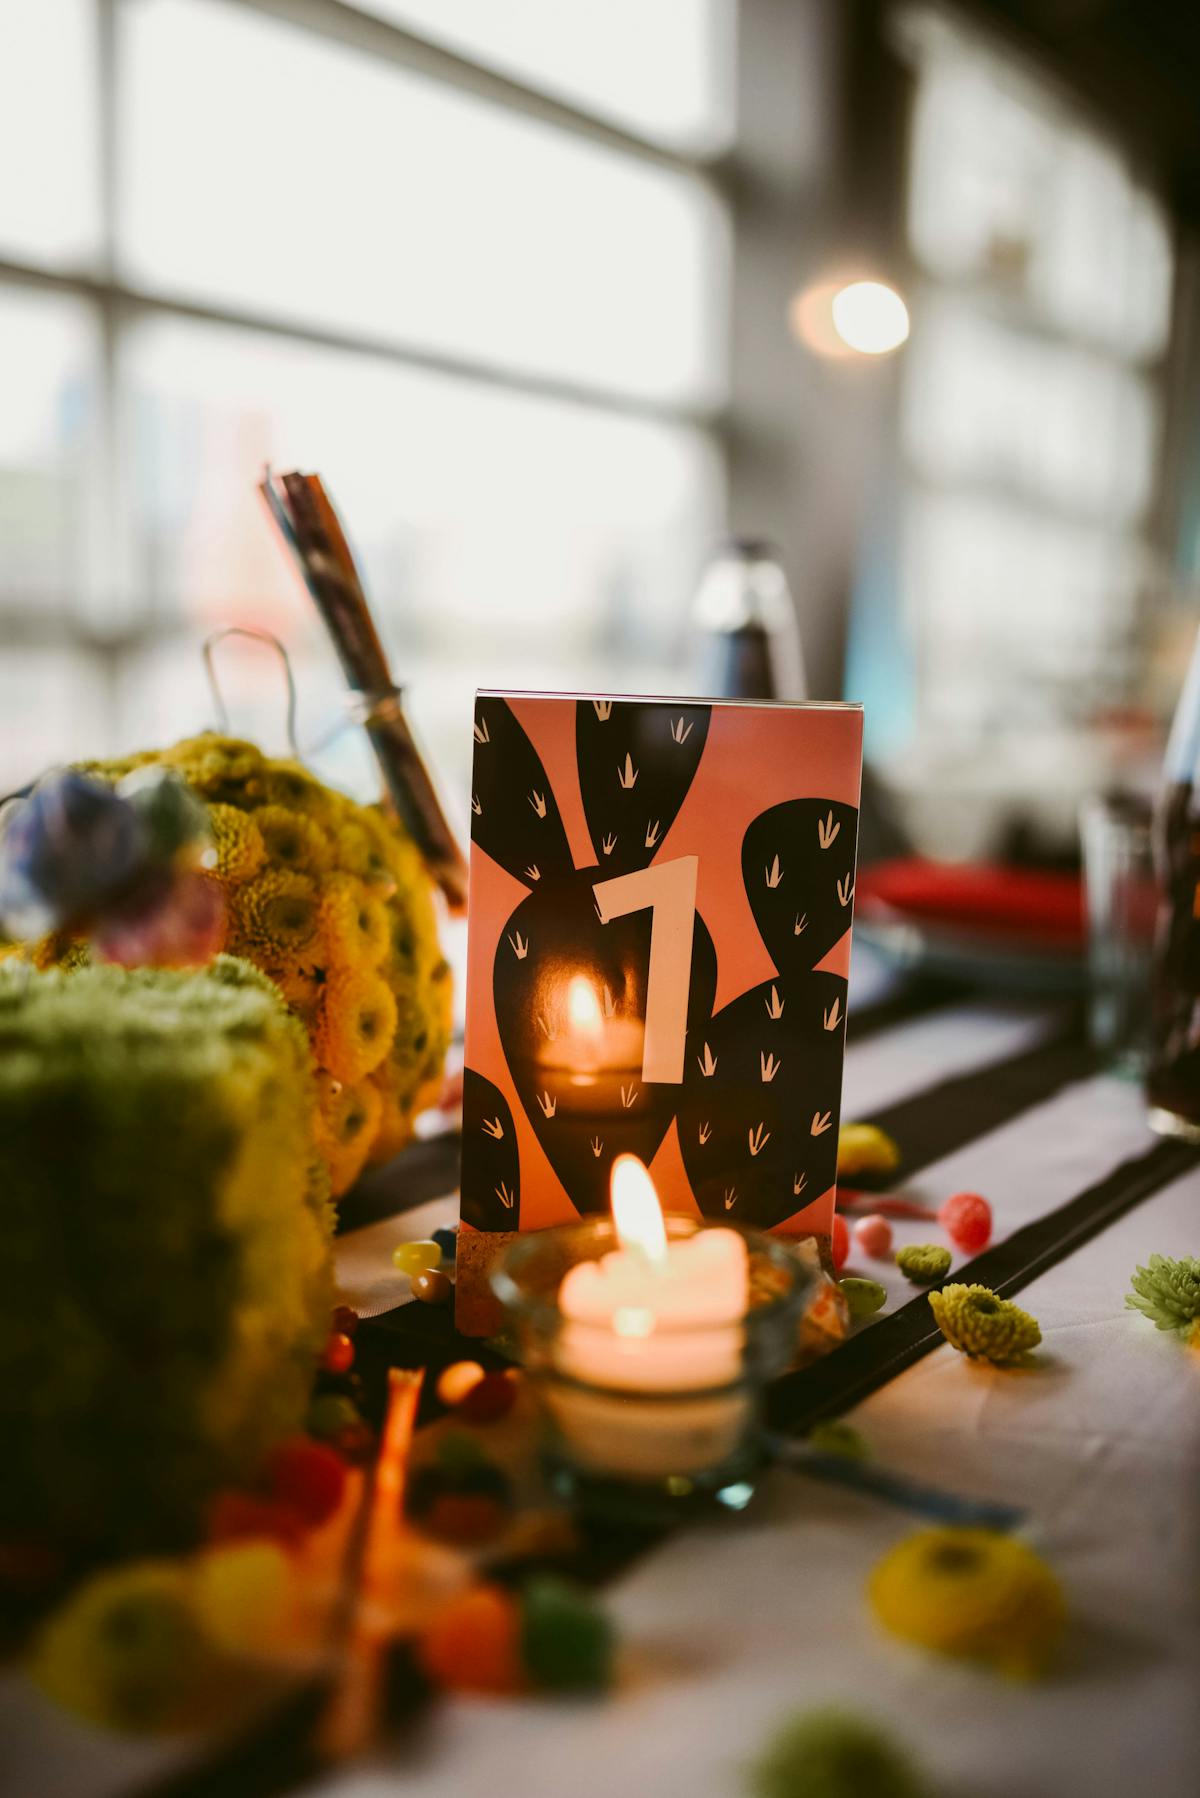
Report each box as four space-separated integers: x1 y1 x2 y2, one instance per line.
829 280 909 354
566 975 603 1032
610 1154 667 1264
790 277 909 359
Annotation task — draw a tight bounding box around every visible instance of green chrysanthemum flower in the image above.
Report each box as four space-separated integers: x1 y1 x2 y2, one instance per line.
749 1706 929 1798
928 1284 1040 1363
896 1243 952 1284
1126 1254 1200 1338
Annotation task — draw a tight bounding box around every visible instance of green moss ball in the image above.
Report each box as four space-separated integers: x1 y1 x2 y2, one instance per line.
0 956 334 1560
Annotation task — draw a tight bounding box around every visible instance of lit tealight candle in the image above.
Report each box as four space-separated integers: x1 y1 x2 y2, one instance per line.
551 1157 751 1478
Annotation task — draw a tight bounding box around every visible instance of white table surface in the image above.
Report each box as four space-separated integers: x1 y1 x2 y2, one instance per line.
310 1101 1200 1798
6 989 1196 1798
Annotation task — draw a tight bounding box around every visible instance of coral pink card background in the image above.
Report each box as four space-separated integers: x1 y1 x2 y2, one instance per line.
458 695 862 1298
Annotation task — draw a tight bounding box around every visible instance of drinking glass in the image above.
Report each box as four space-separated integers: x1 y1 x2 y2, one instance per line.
1081 794 1157 1075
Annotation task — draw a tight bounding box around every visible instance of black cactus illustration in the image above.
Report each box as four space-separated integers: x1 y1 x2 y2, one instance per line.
467 697 717 1215
460 1069 521 1231
575 698 710 876
676 799 859 1227
464 698 858 1233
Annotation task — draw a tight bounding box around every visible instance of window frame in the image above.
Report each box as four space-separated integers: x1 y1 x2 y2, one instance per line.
0 0 734 659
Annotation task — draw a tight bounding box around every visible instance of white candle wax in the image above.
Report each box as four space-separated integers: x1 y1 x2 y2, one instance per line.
550 1158 752 1478
557 1230 748 1390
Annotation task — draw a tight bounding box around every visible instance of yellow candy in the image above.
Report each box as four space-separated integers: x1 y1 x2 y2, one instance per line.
837 1122 901 1178
30 1560 218 1730
393 1239 441 1275
190 1542 294 1659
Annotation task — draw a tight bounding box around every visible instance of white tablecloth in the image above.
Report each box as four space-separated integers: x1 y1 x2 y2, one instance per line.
306 1001 1200 1798
6 991 1196 1798
308 1152 1200 1798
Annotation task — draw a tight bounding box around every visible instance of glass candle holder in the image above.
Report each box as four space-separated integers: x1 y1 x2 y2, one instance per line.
492 1216 812 1522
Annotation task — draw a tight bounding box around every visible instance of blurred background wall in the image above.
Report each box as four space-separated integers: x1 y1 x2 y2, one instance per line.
2 0 1199 858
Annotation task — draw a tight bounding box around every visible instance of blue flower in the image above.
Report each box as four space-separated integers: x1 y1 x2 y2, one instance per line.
0 772 146 938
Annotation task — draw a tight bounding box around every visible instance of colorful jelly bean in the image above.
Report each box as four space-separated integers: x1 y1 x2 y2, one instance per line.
436 1360 485 1408
853 1213 894 1258
412 1269 452 1305
321 1332 355 1374
458 1371 518 1425
417 1586 523 1694
266 1437 347 1527
392 1240 442 1276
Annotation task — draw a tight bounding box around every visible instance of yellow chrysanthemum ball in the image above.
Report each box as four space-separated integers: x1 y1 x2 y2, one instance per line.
313 1071 385 1197
870 1527 1065 1678
47 734 450 1196
207 804 266 884
929 1284 1041 1364
315 964 398 1085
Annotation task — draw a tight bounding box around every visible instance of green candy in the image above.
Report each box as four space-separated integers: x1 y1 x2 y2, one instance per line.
806 1420 868 1461
895 1244 952 1284
839 1276 887 1318
520 1576 614 1694
749 1706 929 1798
307 1394 361 1441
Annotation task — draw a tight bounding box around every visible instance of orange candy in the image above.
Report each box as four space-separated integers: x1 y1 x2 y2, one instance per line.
417 1585 523 1695
436 1360 485 1407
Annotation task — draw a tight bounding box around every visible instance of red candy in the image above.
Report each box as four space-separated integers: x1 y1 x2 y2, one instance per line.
209 1492 306 1549
332 1305 360 1337
321 1332 355 1374
830 1212 850 1272
853 1213 893 1258
266 1437 348 1527
939 1191 992 1255
458 1372 518 1425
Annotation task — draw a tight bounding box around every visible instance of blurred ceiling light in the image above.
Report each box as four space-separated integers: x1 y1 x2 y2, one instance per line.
791 278 910 359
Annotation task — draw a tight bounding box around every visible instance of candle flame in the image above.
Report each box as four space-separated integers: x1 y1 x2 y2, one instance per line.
566 975 603 1033
610 1154 667 1265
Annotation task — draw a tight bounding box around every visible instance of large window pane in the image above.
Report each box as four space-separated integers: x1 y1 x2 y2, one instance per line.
901 489 1146 734
120 315 724 811
904 12 1172 362
902 293 1158 524
118 0 728 409
353 0 736 154
0 285 102 615
0 650 112 795
0 0 102 269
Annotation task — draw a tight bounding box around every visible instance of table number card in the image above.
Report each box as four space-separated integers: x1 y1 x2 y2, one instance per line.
456 693 863 1333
